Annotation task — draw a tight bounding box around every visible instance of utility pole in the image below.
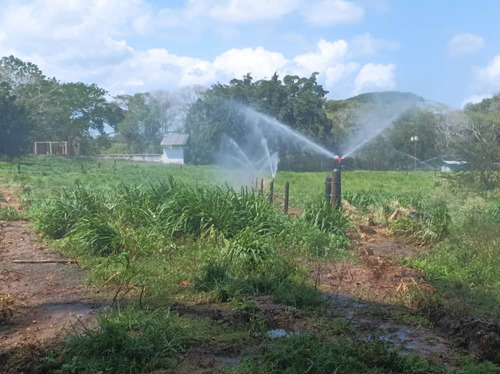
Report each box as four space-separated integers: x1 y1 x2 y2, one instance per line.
410 135 419 171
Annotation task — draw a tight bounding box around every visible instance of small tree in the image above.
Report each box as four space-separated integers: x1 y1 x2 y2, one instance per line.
0 82 32 156
458 95 500 189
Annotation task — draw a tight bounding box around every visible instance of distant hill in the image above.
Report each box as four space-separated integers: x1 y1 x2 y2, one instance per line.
344 91 425 105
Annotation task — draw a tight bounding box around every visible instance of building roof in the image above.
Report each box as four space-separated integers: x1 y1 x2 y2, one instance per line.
161 133 189 146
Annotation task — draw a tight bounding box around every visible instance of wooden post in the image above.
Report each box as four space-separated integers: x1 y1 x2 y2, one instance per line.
269 180 274 203
332 168 341 210
284 182 289 213
49 141 53 155
325 176 332 203
260 178 264 195
34 142 37 155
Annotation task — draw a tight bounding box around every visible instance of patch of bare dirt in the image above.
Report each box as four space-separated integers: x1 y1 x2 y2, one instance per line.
0 186 102 373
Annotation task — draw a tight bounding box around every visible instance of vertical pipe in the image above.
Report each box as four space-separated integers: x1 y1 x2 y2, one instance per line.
284 181 289 213
269 180 274 203
49 142 52 155
414 139 417 171
332 167 342 210
325 176 332 204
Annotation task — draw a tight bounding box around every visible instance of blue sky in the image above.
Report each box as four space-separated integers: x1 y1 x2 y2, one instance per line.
1 0 499 107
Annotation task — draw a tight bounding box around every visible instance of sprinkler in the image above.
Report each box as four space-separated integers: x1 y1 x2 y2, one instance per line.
332 156 342 210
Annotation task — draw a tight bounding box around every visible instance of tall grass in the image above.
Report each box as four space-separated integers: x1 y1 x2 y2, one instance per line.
59 308 191 373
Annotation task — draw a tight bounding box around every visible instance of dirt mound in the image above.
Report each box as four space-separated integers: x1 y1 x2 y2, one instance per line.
429 309 500 364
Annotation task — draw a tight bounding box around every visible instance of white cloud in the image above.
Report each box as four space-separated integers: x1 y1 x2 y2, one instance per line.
476 55 500 84
209 0 300 23
213 47 289 79
0 1 397 98
462 94 490 108
448 33 484 57
293 39 349 75
304 0 364 26
469 55 500 96
354 63 395 94
350 33 400 57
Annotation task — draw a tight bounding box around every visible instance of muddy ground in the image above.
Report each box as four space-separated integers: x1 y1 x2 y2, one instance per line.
1 185 498 373
0 188 102 373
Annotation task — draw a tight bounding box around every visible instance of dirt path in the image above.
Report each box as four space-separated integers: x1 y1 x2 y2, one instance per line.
0 186 101 372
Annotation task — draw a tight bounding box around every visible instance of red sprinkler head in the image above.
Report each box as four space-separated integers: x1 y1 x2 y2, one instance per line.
337 156 343 164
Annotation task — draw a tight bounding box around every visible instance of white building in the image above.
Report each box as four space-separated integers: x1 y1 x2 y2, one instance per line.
161 133 189 164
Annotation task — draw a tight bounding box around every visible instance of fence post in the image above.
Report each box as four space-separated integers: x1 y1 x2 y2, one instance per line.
81 163 84 173
17 162 21 174
332 168 341 210
325 176 332 203
98 162 101 169
114 159 117 168
260 178 264 195
269 180 274 203
284 181 289 213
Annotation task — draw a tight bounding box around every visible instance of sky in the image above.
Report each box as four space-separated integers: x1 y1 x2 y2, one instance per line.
1 0 499 108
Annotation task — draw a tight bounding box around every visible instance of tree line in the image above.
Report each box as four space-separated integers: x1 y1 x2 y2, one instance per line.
1 55 498 187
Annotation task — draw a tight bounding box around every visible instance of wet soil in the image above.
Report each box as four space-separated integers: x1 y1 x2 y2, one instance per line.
0 186 102 373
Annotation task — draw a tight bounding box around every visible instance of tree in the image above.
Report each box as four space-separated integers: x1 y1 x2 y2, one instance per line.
184 73 333 167
457 94 500 189
116 92 172 153
1 56 123 154
0 82 32 156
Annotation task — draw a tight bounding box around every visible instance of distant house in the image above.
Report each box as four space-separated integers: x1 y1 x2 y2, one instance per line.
161 133 189 164
441 160 466 172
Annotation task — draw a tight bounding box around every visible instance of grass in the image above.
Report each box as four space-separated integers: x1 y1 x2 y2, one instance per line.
229 334 444 374
0 206 23 220
0 156 499 372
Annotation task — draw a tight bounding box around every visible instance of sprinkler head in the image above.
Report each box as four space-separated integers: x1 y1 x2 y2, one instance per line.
337 156 343 164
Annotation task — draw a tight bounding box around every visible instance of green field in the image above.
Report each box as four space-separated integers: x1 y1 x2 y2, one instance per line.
1 156 499 373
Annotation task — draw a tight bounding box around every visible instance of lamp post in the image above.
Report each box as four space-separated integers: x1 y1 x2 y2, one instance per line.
410 136 419 171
